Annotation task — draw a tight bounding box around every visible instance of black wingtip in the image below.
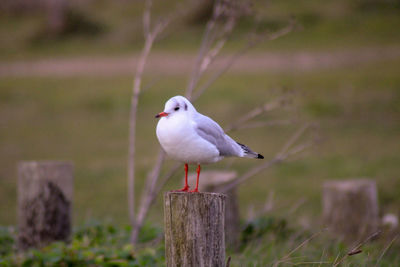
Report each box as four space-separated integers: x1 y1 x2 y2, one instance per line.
257 154 264 159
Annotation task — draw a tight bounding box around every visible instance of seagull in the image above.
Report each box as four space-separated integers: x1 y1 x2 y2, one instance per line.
155 95 264 193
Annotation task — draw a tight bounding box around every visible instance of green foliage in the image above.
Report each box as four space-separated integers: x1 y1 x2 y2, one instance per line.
0 226 14 257
240 216 291 248
0 221 164 267
1 219 399 266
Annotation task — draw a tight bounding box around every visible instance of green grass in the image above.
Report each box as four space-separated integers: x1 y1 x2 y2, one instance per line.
1 59 399 227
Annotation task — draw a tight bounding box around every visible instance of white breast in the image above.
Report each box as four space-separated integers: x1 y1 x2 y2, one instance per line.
156 114 221 164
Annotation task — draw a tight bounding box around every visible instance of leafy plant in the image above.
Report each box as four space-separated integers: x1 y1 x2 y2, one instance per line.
240 216 292 248
0 221 164 267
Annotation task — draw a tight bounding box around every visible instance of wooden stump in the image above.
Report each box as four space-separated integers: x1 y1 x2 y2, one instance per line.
164 192 226 267
189 171 240 249
322 179 379 242
17 161 73 250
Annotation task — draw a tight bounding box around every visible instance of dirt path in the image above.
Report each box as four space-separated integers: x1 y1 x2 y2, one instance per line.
1 46 399 77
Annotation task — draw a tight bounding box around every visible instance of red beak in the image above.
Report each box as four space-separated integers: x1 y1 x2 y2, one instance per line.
155 112 169 118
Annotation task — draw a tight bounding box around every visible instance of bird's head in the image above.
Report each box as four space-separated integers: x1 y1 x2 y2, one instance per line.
155 95 195 119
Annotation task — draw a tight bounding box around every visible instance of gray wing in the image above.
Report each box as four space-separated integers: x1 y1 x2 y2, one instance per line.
194 113 242 157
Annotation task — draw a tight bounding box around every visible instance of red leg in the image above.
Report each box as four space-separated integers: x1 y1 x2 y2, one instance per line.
174 163 189 192
190 165 201 193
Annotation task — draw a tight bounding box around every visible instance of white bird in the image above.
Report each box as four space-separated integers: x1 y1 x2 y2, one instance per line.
155 95 263 193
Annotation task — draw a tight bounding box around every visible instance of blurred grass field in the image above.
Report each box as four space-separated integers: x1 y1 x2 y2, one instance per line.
1 0 400 264
1 59 399 226
1 0 400 60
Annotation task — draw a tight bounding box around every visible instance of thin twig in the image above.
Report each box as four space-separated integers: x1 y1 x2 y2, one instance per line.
287 198 307 215
142 0 151 37
128 0 153 235
333 230 381 267
225 95 291 132
374 234 399 267
198 16 236 76
273 230 324 267
128 0 172 244
332 252 341 266
220 123 312 193
318 248 326 267
142 76 162 92
155 162 182 194
192 21 296 101
278 123 310 156
233 120 294 130
131 149 165 243
186 0 223 99
263 191 275 213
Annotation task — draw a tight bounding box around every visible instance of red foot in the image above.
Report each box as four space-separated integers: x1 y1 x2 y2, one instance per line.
189 188 199 193
174 186 190 192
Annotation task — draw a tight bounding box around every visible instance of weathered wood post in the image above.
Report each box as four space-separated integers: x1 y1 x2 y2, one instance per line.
17 161 73 250
189 171 240 248
164 192 226 267
322 179 379 242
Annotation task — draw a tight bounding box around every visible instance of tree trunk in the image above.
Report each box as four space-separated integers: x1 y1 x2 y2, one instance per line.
17 161 73 250
322 179 379 242
164 192 226 267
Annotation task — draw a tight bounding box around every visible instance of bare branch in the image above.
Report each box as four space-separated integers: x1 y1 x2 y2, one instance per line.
232 120 294 130
199 39 226 74
192 21 296 101
186 0 225 100
142 0 152 37
156 162 182 194
278 123 310 156
220 123 312 193
225 95 291 132
197 14 237 76
131 149 165 244
127 25 154 233
127 0 172 244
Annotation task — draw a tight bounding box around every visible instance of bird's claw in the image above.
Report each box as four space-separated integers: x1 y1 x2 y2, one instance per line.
174 186 190 192
189 188 199 193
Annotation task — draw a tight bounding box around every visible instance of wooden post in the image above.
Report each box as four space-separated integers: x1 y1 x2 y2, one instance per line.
17 161 73 250
164 192 226 267
322 179 379 242
189 171 240 249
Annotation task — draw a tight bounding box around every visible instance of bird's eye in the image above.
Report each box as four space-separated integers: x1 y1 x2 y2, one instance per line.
174 107 180 111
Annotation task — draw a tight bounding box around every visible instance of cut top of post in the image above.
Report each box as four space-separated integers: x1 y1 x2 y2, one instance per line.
18 161 74 201
323 179 376 193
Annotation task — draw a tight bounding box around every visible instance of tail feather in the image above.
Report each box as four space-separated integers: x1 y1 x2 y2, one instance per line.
237 142 264 159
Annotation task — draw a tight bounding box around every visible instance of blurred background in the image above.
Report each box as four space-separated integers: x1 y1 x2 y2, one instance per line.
0 0 399 234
